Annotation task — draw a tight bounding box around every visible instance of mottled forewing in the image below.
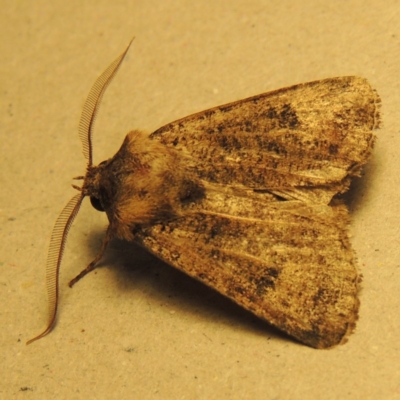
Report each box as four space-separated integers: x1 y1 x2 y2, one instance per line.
134 188 359 349
151 77 379 202
137 76 379 348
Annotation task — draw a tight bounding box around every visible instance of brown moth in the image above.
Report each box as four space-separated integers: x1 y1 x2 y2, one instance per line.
28 41 380 348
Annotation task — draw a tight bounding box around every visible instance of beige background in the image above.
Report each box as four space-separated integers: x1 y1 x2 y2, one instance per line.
1 1 399 399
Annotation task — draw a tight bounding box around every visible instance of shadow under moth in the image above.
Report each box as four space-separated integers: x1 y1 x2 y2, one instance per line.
29 41 380 349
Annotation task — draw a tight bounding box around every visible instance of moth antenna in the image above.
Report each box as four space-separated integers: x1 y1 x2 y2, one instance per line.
27 194 84 344
79 39 133 166
27 40 133 344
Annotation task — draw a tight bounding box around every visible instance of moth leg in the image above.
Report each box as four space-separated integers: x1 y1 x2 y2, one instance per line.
68 226 112 287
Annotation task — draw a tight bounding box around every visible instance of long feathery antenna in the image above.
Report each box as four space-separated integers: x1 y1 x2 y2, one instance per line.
28 40 133 344
27 194 84 344
79 39 133 165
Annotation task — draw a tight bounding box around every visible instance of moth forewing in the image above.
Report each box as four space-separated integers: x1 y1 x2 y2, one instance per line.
151 76 378 199
29 41 380 348
134 190 361 349
124 76 379 349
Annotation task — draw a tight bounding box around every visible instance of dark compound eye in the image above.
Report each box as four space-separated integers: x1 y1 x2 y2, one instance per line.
90 196 105 212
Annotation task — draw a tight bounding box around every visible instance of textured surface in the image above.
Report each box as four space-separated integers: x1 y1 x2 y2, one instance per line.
119 78 378 348
2 1 400 399
73 76 379 348
138 197 359 349
152 77 378 199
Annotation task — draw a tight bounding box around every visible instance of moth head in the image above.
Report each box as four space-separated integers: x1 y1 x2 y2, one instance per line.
90 194 105 212
80 160 108 212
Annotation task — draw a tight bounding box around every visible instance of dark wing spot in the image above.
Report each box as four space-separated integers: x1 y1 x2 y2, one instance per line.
279 104 299 129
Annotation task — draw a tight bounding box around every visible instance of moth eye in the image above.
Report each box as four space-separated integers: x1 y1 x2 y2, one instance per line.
90 196 105 212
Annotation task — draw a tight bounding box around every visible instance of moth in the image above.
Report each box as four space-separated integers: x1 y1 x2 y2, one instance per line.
28 41 380 348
